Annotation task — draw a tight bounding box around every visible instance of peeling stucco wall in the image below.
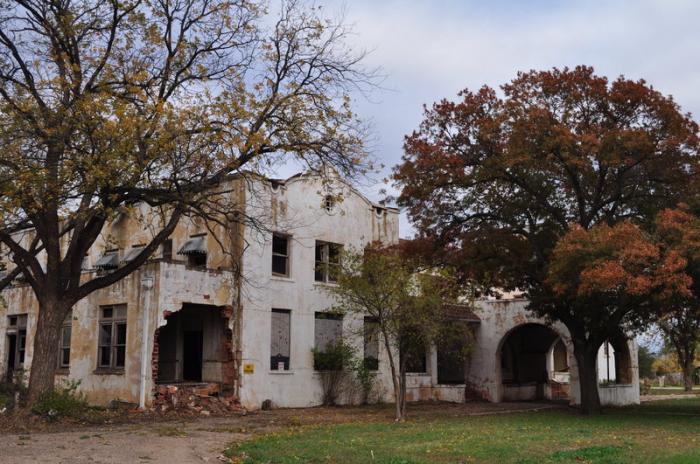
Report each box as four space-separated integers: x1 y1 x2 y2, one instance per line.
0 172 639 410
237 174 400 408
466 299 640 407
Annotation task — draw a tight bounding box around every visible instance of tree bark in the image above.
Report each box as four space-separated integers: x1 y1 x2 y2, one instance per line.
682 353 695 392
573 342 602 414
27 297 69 403
381 329 403 421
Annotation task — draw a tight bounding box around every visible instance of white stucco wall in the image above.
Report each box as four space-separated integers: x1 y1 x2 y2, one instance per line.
237 174 400 408
466 299 639 407
0 172 640 411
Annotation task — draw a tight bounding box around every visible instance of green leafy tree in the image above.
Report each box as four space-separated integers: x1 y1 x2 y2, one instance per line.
0 0 375 402
312 339 356 406
637 345 656 380
326 243 468 421
395 66 699 413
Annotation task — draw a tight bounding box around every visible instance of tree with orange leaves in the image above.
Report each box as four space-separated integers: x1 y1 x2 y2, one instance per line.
394 66 700 413
653 208 700 391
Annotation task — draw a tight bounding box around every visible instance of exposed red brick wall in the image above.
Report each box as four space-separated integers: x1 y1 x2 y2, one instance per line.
151 327 161 388
219 305 237 389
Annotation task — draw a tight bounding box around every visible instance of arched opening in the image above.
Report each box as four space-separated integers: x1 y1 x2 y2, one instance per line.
499 323 569 401
597 332 633 385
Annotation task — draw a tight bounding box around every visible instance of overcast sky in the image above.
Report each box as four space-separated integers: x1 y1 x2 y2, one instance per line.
295 0 700 237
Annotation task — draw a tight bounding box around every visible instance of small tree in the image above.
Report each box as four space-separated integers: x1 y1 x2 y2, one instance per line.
312 339 356 406
637 345 657 380
326 243 462 421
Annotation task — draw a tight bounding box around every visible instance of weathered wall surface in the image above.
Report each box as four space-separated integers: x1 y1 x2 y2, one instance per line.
237 174 400 408
0 172 640 410
466 299 640 407
0 262 233 406
0 178 243 405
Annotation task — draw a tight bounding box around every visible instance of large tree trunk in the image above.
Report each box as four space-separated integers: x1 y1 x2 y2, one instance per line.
27 297 67 403
573 342 602 414
682 353 695 392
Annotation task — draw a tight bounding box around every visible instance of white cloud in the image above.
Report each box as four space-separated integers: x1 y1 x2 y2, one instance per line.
317 0 700 237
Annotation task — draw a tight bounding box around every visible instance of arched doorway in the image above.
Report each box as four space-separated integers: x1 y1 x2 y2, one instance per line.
499 323 570 401
597 332 633 385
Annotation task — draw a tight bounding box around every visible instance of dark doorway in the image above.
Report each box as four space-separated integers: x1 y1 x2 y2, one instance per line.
183 330 203 381
156 304 229 385
6 334 17 378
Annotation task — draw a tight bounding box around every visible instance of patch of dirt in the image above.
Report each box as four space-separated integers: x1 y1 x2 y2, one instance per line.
0 401 563 463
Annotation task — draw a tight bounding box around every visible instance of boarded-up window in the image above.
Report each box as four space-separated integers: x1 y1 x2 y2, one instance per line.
98 304 127 370
314 312 343 352
58 310 72 369
363 317 379 370
270 309 291 370
272 234 290 276
315 241 342 282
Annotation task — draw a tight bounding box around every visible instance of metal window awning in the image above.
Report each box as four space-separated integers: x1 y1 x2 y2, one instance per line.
121 247 145 264
178 236 206 255
94 252 119 270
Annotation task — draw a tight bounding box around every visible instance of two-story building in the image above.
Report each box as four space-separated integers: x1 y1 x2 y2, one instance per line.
0 172 640 409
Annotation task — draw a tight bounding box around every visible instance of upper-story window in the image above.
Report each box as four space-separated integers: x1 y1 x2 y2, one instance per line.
323 195 335 212
178 234 207 269
272 234 290 277
315 241 342 283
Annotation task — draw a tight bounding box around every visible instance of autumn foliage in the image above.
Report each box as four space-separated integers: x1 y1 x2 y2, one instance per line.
548 221 690 301
394 66 700 413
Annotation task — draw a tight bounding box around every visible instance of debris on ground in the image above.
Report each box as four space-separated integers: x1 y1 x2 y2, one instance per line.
152 384 246 416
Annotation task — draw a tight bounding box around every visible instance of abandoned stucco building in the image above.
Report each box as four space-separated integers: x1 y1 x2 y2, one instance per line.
0 172 639 409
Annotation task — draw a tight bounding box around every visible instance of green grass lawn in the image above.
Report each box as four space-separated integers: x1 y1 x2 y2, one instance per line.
227 399 700 464
650 387 700 395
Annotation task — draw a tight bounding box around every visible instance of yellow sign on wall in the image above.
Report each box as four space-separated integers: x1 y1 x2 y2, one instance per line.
243 363 254 374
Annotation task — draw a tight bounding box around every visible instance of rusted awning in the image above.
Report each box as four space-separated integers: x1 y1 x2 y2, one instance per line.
178 236 206 255
94 251 119 270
